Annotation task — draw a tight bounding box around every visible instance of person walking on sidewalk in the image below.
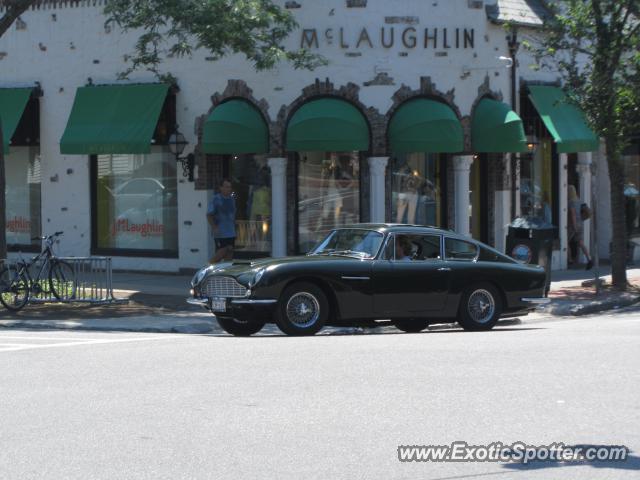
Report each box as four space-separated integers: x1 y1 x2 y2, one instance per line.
207 179 237 264
568 185 593 270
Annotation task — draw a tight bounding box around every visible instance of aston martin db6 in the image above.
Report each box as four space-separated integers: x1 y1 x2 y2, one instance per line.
188 224 549 336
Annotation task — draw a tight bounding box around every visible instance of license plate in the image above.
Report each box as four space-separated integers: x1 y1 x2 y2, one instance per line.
210 298 226 312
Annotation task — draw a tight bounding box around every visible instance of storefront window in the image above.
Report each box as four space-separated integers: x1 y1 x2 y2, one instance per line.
623 141 640 235
5 147 41 248
228 154 272 254
297 151 360 253
520 139 553 223
391 153 444 227
93 147 178 253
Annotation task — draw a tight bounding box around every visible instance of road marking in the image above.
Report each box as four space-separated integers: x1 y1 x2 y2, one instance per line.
0 336 178 353
0 335 108 341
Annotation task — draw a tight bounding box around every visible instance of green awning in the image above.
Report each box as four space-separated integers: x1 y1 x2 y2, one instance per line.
60 83 169 155
202 100 269 154
528 85 599 153
286 98 369 151
0 88 32 155
388 98 463 153
472 98 528 153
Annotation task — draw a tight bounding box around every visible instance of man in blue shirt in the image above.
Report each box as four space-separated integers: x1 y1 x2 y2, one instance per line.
207 179 237 263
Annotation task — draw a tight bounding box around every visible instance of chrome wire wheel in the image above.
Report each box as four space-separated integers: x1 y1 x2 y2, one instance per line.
467 289 496 324
285 292 321 328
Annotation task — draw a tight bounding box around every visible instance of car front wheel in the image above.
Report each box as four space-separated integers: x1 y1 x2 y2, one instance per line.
275 282 328 336
457 283 502 331
216 316 265 336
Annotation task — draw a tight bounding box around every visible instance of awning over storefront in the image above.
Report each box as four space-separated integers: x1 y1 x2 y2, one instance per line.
286 98 369 152
528 86 599 153
471 98 528 153
388 99 463 153
0 88 32 154
202 99 269 154
60 83 169 155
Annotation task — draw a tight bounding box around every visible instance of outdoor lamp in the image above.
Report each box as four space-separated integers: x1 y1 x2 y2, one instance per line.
526 134 539 153
169 126 195 182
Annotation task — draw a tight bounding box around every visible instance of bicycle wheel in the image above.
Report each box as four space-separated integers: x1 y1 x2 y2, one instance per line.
49 260 76 301
0 265 30 311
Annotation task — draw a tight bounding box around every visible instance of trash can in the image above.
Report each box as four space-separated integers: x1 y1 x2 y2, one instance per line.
506 216 557 296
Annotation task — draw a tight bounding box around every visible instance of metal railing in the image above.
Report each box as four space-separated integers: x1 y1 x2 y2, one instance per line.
5 256 127 304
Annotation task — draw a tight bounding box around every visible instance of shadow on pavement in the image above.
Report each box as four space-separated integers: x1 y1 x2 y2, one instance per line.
202 323 545 338
0 300 190 320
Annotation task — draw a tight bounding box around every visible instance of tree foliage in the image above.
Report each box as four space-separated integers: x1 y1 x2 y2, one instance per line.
527 0 640 288
104 0 326 77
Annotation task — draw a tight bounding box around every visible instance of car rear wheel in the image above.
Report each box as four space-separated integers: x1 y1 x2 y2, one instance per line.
275 282 328 336
457 283 502 331
216 316 265 336
394 318 430 333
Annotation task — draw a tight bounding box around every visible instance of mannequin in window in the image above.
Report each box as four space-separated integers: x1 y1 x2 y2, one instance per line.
335 155 356 225
319 157 341 231
394 157 422 224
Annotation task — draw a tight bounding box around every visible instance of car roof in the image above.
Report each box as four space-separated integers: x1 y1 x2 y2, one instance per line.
349 223 465 238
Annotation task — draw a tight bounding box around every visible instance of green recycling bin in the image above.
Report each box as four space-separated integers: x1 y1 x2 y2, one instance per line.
506 216 556 296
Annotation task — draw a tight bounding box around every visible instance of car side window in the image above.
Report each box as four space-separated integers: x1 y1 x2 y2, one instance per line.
445 238 478 261
383 234 442 261
478 246 516 263
413 234 442 261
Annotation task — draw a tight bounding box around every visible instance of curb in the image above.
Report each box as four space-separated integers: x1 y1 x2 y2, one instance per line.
544 294 640 317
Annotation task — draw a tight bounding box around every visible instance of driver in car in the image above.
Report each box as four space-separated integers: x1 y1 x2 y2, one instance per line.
395 235 413 261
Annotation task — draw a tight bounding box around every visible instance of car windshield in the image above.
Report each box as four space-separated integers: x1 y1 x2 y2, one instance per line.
309 229 384 259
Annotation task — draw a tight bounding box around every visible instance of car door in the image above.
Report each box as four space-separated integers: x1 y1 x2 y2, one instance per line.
331 257 375 319
372 233 450 317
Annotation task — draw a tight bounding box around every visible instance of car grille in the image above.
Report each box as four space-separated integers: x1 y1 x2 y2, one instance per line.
204 276 247 298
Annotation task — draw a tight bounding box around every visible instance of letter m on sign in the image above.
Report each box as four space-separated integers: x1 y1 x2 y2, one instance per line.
301 29 319 48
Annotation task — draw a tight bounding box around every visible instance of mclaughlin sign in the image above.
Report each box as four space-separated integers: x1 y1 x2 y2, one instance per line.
300 25 475 51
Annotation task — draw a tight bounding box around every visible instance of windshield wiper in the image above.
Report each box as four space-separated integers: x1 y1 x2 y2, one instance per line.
325 249 370 258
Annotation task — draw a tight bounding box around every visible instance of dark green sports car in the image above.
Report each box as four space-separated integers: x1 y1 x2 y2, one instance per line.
188 224 549 336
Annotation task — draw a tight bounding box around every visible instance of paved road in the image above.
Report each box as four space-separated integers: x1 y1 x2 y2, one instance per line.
0 311 638 480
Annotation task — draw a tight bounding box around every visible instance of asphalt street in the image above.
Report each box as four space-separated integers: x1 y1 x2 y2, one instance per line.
0 310 638 480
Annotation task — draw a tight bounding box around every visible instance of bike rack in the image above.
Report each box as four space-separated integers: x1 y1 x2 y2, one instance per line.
3 257 128 304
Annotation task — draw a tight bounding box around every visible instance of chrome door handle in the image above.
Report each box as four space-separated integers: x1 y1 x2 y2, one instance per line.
341 276 370 280
437 267 452 272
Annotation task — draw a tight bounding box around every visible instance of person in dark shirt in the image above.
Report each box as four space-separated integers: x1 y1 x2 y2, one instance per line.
207 179 237 263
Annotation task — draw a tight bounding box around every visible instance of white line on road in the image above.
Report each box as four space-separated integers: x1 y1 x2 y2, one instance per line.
0 336 178 353
0 335 109 341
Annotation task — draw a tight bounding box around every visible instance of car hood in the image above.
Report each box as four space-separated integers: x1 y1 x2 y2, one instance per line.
191 255 361 287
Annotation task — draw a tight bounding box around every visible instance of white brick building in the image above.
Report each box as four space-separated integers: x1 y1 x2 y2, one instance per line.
1 0 612 272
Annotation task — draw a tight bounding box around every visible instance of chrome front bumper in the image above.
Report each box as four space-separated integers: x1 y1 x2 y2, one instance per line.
186 297 209 307
186 297 278 307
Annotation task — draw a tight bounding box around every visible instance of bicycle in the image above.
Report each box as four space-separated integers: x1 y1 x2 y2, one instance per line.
0 232 76 311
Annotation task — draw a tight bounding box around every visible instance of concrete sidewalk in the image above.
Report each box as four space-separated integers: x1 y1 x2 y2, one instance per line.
1 265 639 334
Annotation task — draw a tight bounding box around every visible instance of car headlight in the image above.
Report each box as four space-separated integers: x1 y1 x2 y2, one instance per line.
251 268 266 287
191 266 210 287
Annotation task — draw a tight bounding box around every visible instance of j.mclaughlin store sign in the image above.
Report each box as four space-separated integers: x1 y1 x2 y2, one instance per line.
300 20 476 51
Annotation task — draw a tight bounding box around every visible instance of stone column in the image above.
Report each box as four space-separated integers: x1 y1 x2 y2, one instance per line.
368 157 389 223
577 152 593 263
558 153 569 269
268 157 287 258
494 155 512 254
453 155 474 237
